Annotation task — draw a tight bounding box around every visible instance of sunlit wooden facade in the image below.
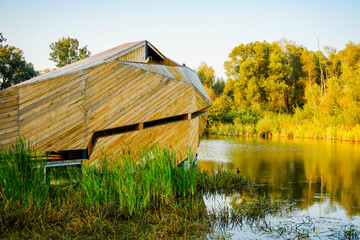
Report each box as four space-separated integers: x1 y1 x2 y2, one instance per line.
0 41 211 164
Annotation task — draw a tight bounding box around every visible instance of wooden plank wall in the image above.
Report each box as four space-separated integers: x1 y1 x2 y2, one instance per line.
188 113 208 158
188 117 199 157
198 113 208 140
84 61 193 145
117 45 145 62
0 87 19 148
18 71 86 152
89 120 190 164
193 87 211 112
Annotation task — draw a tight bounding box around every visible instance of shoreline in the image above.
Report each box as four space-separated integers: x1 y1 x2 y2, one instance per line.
205 124 360 143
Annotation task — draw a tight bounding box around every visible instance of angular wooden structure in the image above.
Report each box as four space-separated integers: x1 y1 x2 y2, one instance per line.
0 40 211 164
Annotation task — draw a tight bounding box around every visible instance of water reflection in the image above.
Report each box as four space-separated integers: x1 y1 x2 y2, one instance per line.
197 135 360 218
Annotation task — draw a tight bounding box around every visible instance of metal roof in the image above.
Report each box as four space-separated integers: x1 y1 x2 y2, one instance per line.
16 40 147 86
122 61 210 101
12 40 209 102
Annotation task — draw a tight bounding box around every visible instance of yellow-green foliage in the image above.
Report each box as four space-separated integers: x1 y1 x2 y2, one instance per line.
208 111 360 142
207 122 258 136
256 115 273 134
206 41 360 141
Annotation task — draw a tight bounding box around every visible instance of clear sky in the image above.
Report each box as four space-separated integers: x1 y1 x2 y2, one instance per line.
1 0 359 79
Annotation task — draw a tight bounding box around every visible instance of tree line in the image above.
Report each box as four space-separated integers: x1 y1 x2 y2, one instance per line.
198 40 360 127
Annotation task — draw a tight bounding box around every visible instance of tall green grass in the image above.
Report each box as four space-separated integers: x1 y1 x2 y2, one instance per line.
78 146 198 217
0 137 49 206
0 138 247 238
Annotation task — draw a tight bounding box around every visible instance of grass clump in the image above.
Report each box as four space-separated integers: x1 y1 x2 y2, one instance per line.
0 137 49 206
196 168 247 193
231 194 289 221
78 146 198 218
335 225 360 240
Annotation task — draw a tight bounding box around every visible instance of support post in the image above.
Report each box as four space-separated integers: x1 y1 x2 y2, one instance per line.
136 122 144 130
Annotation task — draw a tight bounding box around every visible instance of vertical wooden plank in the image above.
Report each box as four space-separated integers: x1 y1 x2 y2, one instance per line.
117 45 146 62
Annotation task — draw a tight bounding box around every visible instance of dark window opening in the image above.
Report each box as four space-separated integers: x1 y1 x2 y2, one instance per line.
144 113 187 128
147 46 164 63
191 111 208 119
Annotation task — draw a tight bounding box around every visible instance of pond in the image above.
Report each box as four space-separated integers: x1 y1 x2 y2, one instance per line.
197 135 360 239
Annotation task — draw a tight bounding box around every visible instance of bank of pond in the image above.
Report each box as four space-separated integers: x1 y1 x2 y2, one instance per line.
1 138 359 239
207 120 360 142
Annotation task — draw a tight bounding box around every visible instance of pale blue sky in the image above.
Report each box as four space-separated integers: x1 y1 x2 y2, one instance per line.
1 0 359 78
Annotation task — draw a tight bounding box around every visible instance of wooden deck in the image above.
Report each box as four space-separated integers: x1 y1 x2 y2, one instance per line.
0 41 211 165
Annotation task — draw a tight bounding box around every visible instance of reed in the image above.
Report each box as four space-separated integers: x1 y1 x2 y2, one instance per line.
337 225 360 240
77 146 198 217
195 168 247 192
0 137 49 206
207 112 360 142
0 138 248 239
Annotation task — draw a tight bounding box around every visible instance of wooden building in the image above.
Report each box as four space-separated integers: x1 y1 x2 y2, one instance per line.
0 40 211 165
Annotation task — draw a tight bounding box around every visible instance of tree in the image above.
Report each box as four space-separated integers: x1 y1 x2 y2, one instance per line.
301 50 320 108
197 62 215 87
281 40 306 109
339 41 360 70
0 33 38 89
213 78 225 96
196 62 218 101
324 46 341 78
224 41 294 112
49 36 91 67
266 42 291 112
207 95 232 126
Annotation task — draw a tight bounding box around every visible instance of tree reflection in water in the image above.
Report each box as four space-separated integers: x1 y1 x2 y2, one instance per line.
197 135 360 218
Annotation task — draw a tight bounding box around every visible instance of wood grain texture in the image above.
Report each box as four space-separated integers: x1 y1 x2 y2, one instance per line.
194 87 211 112
188 117 199 157
0 87 19 148
88 120 191 164
18 71 86 152
117 45 145 62
188 113 208 157
84 61 193 144
198 113 208 140
120 62 211 104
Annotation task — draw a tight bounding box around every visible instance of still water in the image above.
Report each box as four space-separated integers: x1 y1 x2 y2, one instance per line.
197 135 360 239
